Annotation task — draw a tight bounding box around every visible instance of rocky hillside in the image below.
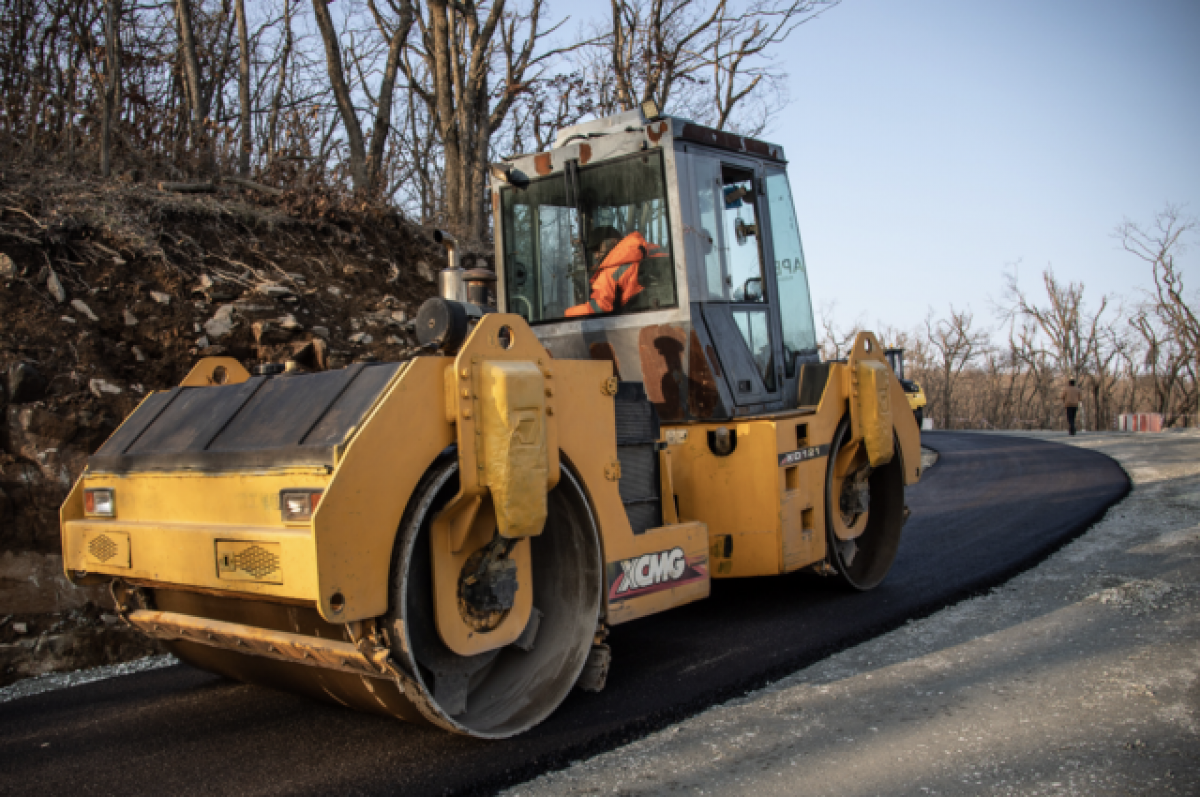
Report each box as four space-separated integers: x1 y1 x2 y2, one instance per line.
0 162 460 685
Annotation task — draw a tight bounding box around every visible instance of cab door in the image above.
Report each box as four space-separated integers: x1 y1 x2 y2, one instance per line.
689 153 783 408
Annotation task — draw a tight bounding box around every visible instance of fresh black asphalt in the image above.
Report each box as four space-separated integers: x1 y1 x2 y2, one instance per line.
0 432 1130 796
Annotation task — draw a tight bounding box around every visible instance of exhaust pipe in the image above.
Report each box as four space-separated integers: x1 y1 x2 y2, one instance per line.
433 230 466 302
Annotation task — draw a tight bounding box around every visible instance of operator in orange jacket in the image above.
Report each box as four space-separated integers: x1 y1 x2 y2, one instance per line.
565 227 664 317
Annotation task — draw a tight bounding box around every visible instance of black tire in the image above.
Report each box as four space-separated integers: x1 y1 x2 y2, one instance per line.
824 416 906 591
913 407 924 430
387 457 603 738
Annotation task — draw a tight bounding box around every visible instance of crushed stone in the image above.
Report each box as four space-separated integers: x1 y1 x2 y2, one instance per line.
0 654 176 704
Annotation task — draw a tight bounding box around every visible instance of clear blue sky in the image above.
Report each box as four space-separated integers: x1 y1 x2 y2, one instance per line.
772 0 1200 333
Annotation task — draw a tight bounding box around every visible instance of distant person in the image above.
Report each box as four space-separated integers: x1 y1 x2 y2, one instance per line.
1061 378 1082 435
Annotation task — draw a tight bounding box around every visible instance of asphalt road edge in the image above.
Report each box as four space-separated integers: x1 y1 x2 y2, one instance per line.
457 435 1131 796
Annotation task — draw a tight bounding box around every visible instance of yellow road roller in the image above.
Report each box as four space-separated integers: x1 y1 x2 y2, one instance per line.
60 107 921 738
885 347 928 428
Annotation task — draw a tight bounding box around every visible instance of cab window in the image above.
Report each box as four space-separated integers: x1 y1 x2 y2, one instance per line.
500 152 678 323
720 167 766 303
763 169 817 375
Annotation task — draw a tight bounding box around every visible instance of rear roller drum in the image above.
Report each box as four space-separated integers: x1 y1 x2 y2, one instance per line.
388 457 603 738
824 416 906 590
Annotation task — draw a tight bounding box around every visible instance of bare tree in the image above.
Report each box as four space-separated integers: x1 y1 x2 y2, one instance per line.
1129 309 1192 423
100 0 122 177
924 307 988 430
234 0 251 174
815 300 862 360
400 0 573 239
1007 318 1057 428
310 0 413 196
505 70 598 154
1118 204 1199 376
175 0 209 167
1003 265 1117 429
263 0 294 162
605 0 838 134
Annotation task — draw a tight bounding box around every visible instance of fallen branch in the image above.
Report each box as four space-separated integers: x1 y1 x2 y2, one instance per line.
0 227 42 244
158 181 217 194
91 241 122 258
4 206 47 228
221 176 285 196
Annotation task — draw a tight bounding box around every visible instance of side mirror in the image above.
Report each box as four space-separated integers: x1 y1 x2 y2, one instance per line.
744 273 763 298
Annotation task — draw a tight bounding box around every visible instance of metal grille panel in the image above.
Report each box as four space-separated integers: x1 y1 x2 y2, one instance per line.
614 382 663 534
216 540 284 583
82 529 131 568
233 545 280 578
88 535 117 562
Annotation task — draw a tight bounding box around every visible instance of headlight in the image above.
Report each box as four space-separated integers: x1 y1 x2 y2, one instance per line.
280 490 323 522
84 488 115 517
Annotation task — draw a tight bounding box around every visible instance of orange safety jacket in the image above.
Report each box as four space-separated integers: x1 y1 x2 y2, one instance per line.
565 232 665 317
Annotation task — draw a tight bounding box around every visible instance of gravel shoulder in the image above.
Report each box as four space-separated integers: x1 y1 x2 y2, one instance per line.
0 652 175 704
505 431 1200 797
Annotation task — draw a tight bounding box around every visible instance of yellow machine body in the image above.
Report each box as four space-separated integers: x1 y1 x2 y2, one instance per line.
62 322 915 632
901 379 928 417
884 346 928 421
60 318 917 736
63 315 711 622
668 332 920 579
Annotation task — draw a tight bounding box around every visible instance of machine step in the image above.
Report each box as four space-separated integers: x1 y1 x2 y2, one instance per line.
126 609 389 679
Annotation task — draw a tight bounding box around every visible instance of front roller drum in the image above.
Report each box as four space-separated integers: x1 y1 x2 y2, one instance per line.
389 458 603 736
824 416 906 590
156 457 603 738
149 589 429 724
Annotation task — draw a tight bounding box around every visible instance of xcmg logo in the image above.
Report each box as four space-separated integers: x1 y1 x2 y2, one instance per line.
608 547 706 602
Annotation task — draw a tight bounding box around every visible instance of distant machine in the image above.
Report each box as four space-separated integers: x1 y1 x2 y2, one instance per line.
885 347 928 430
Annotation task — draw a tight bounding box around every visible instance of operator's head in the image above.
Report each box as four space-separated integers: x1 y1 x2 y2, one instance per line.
588 226 623 261
1069 378 1076 386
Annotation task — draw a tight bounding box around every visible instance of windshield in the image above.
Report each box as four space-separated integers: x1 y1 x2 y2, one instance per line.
500 152 678 322
763 169 817 374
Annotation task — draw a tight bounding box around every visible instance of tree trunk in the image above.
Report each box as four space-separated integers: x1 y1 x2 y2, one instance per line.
235 0 252 175
202 0 237 139
101 0 122 177
365 0 414 195
429 0 463 232
266 0 293 161
65 49 77 165
175 0 209 169
311 0 368 193
611 0 633 111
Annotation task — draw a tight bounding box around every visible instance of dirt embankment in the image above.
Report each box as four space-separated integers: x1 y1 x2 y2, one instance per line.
0 162 461 684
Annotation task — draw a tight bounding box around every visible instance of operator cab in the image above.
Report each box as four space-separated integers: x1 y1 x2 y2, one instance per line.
885 348 907 382
885 347 923 395
490 107 819 421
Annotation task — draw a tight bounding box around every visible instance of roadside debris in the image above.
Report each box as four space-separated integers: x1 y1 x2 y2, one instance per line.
0 160 475 683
